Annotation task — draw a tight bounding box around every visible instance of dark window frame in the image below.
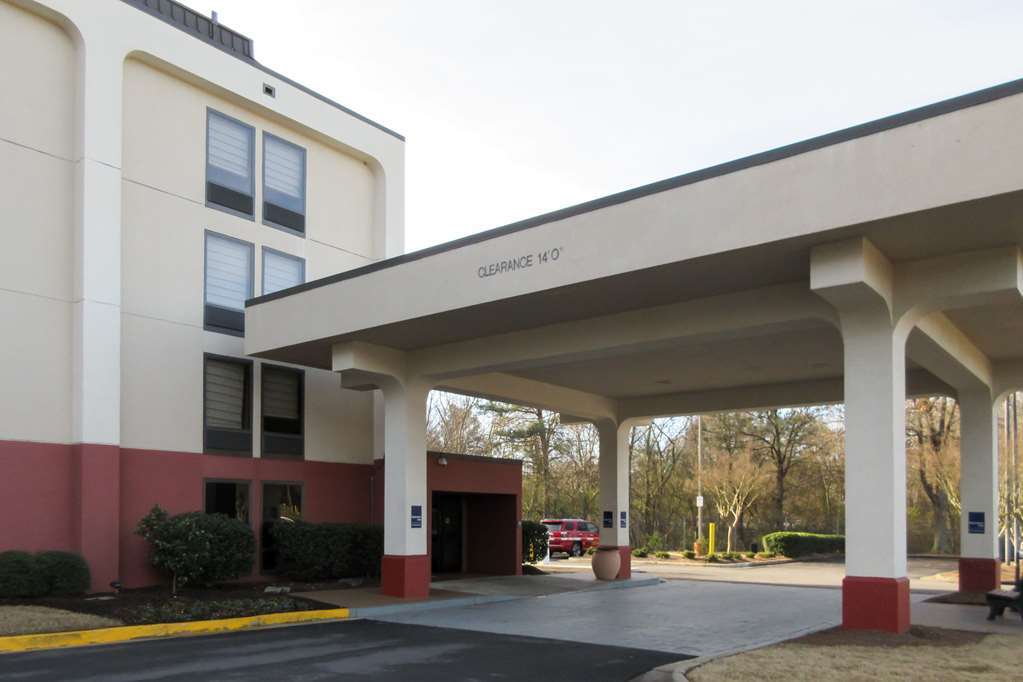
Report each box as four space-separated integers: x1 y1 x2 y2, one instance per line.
206 108 256 220
202 353 254 457
202 478 252 524
260 363 305 459
260 246 306 296
261 131 307 236
203 230 254 337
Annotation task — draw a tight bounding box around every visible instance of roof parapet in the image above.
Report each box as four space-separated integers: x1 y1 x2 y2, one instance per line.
123 0 254 62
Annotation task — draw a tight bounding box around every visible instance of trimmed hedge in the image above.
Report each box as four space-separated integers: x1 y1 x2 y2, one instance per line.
136 506 255 593
0 551 48 598
269 520 383 581
36 551 91 596
522 521 549 564
761 532 844 558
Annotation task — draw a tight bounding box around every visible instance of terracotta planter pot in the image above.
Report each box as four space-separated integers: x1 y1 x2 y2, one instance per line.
693 541 704 556
591 546 622 581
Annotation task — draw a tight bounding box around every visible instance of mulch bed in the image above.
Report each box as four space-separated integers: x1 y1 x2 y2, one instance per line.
0 582 341 626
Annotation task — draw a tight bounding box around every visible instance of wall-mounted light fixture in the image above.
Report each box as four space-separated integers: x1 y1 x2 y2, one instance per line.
437 455 448 467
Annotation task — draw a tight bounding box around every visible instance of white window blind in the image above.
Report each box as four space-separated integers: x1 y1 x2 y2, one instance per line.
263 251 304 295
208 112 252 193
206 360 246 430
263 367 300 420
264 135 305 202
206 234 251 311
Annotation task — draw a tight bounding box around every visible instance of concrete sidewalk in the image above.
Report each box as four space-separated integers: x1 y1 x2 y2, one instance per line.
911 595 1023 635
299 572 660 618
543 556 957 592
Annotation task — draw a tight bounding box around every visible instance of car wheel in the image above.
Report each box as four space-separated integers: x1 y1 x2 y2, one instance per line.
571 542 582 557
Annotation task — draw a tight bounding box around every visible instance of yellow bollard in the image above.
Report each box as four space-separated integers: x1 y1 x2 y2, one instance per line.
707 522 716 556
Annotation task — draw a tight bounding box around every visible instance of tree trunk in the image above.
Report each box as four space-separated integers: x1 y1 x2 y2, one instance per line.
727 523 735 553
775 469 786 530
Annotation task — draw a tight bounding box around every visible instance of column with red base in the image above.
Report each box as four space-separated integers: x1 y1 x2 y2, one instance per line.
958 390 1001 592
597 419 636 580
379 379 431 598
812 240 911 633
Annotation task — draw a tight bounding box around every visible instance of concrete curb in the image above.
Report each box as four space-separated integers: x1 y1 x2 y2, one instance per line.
0 607 349 654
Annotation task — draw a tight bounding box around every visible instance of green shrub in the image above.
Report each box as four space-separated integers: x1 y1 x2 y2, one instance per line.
585 546 597 556
631 547 649 558
36 551 90 595
654 551 671 560
270 520 383 580
706 553 721 563
743 552 756 560
522 521 549 564
681 549 696 560
761 532 844 558
136 506 255 594
0 551 48 598
645 531 665 552
755 551 776 559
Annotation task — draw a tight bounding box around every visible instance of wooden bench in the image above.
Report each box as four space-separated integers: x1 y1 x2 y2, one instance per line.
986 579 1023 621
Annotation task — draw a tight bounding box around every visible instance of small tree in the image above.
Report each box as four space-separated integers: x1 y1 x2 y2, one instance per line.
136 505 255 595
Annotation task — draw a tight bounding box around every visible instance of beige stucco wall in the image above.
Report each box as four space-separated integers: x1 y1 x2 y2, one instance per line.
0 3 74 443
119 58 376 463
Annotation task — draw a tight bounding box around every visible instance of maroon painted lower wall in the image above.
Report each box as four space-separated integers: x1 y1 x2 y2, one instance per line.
1 441 523 593
0 440 374 591
118 448 374 588
0 441 76 552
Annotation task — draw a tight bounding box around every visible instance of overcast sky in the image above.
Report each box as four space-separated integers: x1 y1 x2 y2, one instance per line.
190 1 1023 253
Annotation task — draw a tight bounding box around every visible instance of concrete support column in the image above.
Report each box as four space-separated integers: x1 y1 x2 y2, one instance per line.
812 238 911 632
958 389 1001 591
597 419 633 578
379 379 431 598
72 36 124 593
840 309 911 632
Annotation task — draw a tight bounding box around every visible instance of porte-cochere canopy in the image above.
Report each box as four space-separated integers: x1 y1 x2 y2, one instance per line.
246 77 1023 632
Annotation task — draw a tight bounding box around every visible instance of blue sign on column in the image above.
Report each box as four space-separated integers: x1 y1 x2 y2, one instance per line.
620 511 627 529
968 511 985 534
411 505 423 529
603 511 613 528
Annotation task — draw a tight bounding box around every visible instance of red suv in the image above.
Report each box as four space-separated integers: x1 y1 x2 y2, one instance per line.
542 518 600 557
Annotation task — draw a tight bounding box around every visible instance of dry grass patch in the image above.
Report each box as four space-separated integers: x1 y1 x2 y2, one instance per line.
0 605 121 636
688 626 1020 682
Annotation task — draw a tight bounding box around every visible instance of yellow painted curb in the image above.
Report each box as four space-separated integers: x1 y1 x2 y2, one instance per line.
0 607 349 654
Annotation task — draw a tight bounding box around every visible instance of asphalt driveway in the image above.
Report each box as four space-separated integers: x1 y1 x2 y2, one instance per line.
0 620 685 681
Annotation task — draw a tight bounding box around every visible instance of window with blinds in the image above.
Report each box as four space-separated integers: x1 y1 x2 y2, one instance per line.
262 366 303 458
204 232 253 335
262 249 304 296
207 110 255 216
204 356 252 455
262 133 306 234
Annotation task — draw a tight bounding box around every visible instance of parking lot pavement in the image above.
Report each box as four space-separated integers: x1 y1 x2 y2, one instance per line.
376 579 842 657
0 620 685 682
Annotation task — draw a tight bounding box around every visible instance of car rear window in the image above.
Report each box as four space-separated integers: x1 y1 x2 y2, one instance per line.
585 523 598 532
544 523 561 533
563 521 576 531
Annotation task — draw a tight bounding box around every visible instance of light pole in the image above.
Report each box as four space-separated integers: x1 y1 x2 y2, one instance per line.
696 415 703 551
1014 393 1020 581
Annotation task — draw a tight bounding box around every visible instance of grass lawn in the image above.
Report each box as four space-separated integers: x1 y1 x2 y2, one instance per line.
0 605 120 636
688 626 1020 681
